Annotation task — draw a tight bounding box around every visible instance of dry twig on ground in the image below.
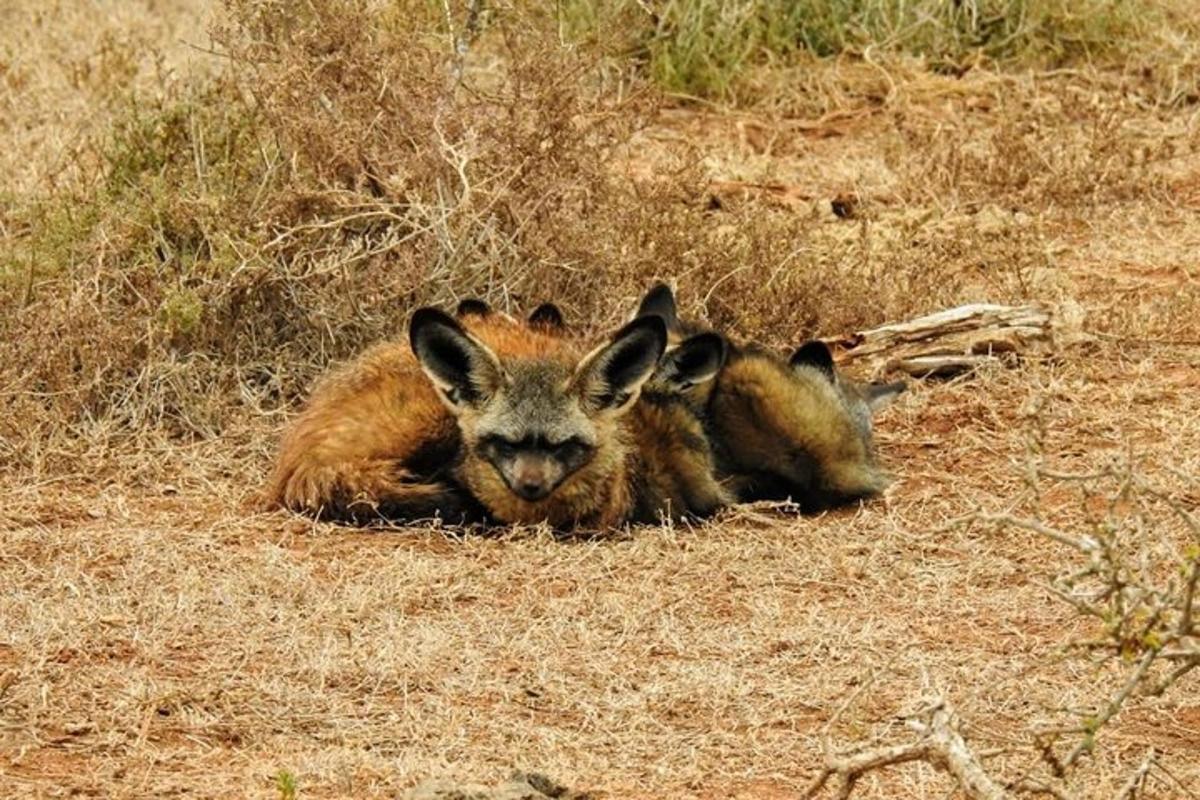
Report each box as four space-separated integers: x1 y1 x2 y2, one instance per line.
804 696 1009 800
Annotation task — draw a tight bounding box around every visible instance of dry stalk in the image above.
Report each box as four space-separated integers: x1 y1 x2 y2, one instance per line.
1114 749 1157 800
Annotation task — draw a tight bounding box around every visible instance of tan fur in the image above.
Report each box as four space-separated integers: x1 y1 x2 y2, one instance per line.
267 309 727 528
265 315 571 522
630 394 733 522
708 352 887 506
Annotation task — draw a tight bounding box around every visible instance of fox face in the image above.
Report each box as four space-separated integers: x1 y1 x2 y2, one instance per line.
457 298 732 523
410 308 667 525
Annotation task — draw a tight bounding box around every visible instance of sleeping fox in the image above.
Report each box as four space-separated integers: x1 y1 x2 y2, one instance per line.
450 299 732 524
266 300 730 528
633 283 905 511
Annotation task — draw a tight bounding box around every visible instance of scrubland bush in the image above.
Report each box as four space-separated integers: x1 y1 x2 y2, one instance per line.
0 0 1194 475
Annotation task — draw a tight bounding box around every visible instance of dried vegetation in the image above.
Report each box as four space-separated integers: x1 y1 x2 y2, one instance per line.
2 0 1200 797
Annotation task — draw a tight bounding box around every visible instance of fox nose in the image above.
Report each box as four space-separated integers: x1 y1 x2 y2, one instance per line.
515 478 549 501
512 458 551 501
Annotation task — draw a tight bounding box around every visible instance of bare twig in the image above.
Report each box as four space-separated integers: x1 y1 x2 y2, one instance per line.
1179 553 1199 637
818 460 1198 797
805 698 1011 800
1063 650 1157 767
977 513 1100 554
1146 656 1200 696
1114 749 1156 800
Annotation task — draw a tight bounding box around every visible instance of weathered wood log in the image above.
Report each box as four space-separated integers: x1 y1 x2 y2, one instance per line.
830 303 1056 378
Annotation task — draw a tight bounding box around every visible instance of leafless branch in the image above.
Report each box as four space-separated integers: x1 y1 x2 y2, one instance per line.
1063 650 1157 768
974 513 1100 554
813 460 1198 797
805 698 1011 800
1114 749 1156 800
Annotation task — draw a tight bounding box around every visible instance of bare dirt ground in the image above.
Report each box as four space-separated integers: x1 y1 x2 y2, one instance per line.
3 3 1200 799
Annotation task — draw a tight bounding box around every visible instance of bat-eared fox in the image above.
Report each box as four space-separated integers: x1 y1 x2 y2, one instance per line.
266 300 730 529
633 283 904 511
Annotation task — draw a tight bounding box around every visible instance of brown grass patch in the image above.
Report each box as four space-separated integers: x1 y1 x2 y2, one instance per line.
3 1 1200 797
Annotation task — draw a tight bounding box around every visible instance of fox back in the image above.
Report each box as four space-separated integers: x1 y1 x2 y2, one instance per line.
710 341 903 509
634 284 904 511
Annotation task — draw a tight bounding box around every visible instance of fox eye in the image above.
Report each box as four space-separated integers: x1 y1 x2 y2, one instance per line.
484 436 520 455
550 438 589 458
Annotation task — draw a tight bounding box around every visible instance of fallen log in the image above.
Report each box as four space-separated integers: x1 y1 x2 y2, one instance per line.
830 303 1058 378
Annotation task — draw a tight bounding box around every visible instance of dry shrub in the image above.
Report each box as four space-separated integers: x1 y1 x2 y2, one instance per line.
885 81 1190 209
1 0 654 473
2 0 1195 484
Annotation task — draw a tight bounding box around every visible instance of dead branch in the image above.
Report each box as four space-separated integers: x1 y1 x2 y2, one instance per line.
1114 749 1156 800
1063 650 1157 768
804 697 1010 800
974 512 1100 554
832 303 1055 377
814 462 1198 798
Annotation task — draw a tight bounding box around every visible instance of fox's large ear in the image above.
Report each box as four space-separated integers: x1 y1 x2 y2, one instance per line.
655 332 727 391
410 308 505 411
789 341 835 381
634 283 681 334
528 302 566 334
572 316 667 413
863 381 906 413
455 298 491 319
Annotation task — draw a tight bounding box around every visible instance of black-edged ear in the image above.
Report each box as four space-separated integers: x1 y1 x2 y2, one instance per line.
572 316 667 413
655 332 727 391
528 302 566 333
634 283 681 333
410 308 504 411
863 381 906 412
455 298 491 319
790 341 836 380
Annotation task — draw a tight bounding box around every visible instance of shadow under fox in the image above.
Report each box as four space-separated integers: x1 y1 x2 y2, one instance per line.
266 301 730 528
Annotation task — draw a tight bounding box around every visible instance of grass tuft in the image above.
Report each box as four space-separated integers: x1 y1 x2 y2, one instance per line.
276 769 299 800
561 0 1200 102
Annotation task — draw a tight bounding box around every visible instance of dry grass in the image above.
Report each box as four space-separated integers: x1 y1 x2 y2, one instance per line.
0 0 217 195
3 0 1200 797
4 358 1199 798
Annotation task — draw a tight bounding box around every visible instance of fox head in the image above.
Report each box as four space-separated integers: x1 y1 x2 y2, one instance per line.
461 291 722 397
634 282 903 424
632 283 906 506
410 308 667 523
633 282 729 407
